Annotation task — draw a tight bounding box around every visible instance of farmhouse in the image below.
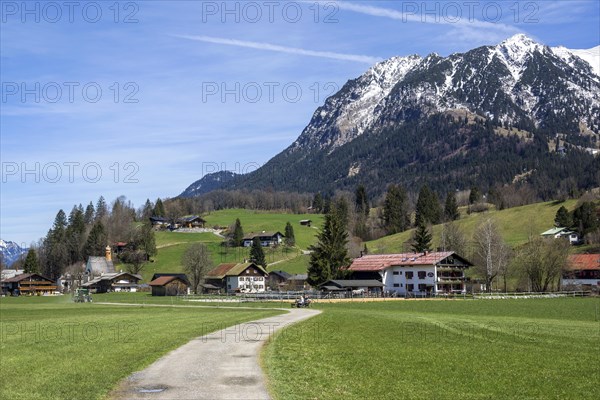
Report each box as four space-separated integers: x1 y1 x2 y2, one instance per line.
1 273 57 296
540 227 581 245
268 270 291 290
242 231 284 247
81 272 142 293
177 215 206 228
205 262 268 293
149 216 170 229
562 254 600 290
149 274 190 296
347 252 472 296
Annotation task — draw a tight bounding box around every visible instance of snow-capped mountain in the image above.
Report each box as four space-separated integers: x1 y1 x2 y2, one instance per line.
0 239 28 267
182 34 600 197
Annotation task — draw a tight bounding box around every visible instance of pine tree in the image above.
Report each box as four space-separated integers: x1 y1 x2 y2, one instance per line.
23 248 40 274
141 199 154 220
66 206 86 264
250 237 266 267
411 222 432 253
307 211 350 287
554 205 572 228
469 186 482 205
153 198 165 217
284 222 296 247
444 191 460 221
383 184 410 234
84 220 107 258
95 196 108 221
312 193 324 213
334 197 349 229
415 185 442 226
44 210 69 279
84 202 95 225
232 218 244 247
355 185 370 216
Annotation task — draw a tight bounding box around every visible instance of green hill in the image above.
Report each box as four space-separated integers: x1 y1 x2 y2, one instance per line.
367 199 579 253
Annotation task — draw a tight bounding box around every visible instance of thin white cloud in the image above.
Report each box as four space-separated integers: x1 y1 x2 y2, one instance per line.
172 34 382 64
323 1 519 31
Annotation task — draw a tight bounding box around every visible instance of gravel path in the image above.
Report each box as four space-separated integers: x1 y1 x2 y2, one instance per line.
110 307 321 400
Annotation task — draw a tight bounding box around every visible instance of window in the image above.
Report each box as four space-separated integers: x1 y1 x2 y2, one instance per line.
418 271 426 279
418 284 427 291
405 271 413 279
392 271 399 275
239 277 245 281
393 283 400 288
407 284 414 291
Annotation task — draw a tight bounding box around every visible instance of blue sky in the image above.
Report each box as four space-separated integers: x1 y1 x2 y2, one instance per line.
1 0 599 245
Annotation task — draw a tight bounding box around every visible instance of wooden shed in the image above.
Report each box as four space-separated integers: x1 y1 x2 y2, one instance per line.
149 275 189 296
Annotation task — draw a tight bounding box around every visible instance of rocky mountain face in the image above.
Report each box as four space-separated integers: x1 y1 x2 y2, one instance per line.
0 239 28 267
181 34 600 198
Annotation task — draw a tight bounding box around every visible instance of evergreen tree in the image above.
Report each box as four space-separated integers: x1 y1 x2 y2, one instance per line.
312 193 324 213
444 191 460 221
44 210 69 279
469 186 482 205
141 199 154 220
323 197 332 214
554 205 572 228
334 197 349 229
95 196 108 221
84 220 107 258
355 185 370 216
232 218 244 247
572 202 599 235
307 211 350 287
153 198 165 217
84 201 95 225
383 184 410 234
415 185 442 226
66 206 86 264
250 237 266 267
284 222 296 247
411 222 432 253
23 248 40 274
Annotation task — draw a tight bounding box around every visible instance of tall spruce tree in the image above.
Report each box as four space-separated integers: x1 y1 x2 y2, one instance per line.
415 185 442 226
469 186 482 205
250 237 266 267
307 209 350 287
84 220 107 259
312 193 324 213
153 198 166 217
444 191 460 221
284 222 296 247
383 184 411 234
554 205 572 228
23 248 40 274
95 196 108 221
44 210 69 279
66 206 86 264
411 222 432 253
84 201 95 225
232 218 244 247
355 185 370 216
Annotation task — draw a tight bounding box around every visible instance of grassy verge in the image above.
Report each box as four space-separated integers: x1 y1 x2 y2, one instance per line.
0 295 283 400
263 298 600 399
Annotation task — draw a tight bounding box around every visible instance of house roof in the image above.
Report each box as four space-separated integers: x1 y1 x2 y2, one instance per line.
348 252 471 271
206 262 268 279
151 273 190 285
1 273 54 283
82 272 142 285
149 216 169 223
269 270 292 280
541 227 572 236
243 231 283 240
567 254 600 271
149 275 188 286
289 274 308 281
178 215 206 223
322 279 385 288
86 257 115 274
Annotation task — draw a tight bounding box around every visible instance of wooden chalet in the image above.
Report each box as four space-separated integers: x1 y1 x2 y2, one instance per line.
206 262 268 293
81 272 142 293
242 231 284 247
1 273 57 296
149 216 170 229
177 215 206 228
149 274 190 296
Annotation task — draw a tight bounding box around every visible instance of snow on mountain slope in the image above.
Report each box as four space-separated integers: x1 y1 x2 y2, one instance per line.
552 45 600 77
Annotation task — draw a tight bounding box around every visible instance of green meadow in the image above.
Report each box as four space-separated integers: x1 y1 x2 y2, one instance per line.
263 297 600 400
0 295 282 400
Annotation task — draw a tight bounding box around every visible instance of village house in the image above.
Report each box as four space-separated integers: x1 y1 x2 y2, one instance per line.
205 262 268 293
81 272 142 293
347 252 472 296
268 270 291 290
242 231 284 247
540 227 581 245
562 254 600 290
149 274 190 296
85 246 115 276
176 215 206 228
1 273 57 296
149 216 170 230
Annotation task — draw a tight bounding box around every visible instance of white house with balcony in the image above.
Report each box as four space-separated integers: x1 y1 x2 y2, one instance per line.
205 262 269 293
348 252 473 296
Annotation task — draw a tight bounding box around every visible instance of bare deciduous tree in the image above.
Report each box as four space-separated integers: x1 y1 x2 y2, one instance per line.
514 237 570 292
472 218 510 292
182 243 213 294
439 222 468 256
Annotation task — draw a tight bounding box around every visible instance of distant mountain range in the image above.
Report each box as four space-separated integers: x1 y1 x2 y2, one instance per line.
181 34 600 198
0 239 28 267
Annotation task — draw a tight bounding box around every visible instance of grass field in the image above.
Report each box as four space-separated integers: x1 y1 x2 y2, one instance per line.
367 199 579 253
0 295 282 400
263 297 600 400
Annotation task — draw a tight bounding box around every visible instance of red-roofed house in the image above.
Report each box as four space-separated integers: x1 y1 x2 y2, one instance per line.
562 254 600 289
348 252 472 296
